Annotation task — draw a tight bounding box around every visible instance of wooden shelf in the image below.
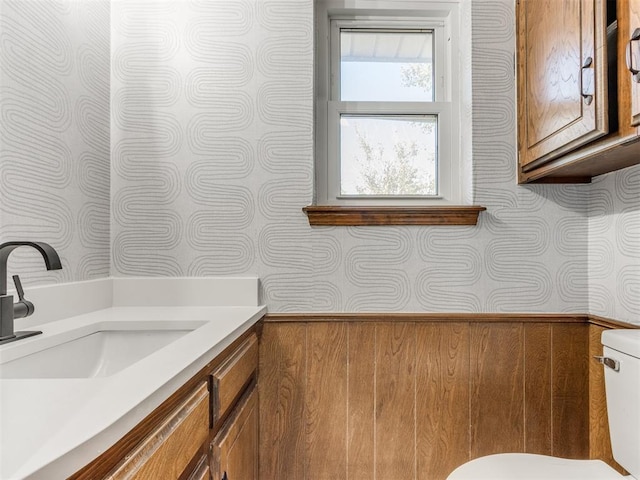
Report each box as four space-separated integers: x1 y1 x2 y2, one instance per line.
302 205 486 226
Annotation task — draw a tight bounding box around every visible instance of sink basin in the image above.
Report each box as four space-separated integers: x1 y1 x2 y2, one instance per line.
0 321 205 379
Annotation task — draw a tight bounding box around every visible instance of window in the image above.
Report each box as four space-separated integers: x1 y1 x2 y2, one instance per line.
315 1 462 206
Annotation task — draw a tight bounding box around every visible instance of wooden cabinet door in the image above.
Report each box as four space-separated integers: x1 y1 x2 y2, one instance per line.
628 0 640 125
211 388 258 480
105 384 210 480
187 456 211 480
517 0 608 168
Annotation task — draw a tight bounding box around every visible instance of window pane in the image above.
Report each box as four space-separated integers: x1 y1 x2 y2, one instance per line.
340 30 434 102
340 115 437 196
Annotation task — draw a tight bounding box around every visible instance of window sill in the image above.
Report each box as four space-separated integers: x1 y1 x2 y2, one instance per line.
302 205 486 226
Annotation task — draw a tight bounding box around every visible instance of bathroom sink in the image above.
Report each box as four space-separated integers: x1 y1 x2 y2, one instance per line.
0 321 205 379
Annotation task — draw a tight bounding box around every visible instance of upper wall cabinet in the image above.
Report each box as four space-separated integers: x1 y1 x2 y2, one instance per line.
630 0 640 124
517 0 640 183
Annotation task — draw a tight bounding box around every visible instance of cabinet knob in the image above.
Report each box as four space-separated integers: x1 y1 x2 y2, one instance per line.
626 28 640 83
581 56 594 105
222 472 228 480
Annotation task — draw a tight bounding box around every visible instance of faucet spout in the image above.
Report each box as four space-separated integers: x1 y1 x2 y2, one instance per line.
0 241 62 295
0 241 62 344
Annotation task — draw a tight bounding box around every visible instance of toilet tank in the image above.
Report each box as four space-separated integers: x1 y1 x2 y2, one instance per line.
601 329 640 479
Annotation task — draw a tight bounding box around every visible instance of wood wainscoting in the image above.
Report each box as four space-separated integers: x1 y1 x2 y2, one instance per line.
259 314 635 480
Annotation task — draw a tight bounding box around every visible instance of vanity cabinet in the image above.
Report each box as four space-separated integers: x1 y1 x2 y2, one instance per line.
629 0 640 124
68 327 260 480
209 333 259 480
210 388 259 480
104 383 210 479
187 456 212 480
517 0 640 183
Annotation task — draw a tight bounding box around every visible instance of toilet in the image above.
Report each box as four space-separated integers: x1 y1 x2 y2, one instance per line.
447 329 640 480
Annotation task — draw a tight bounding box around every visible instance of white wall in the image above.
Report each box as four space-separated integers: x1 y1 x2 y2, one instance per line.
589 164 640 324
110 0 591 313
0 0 110 284
3 0 637 324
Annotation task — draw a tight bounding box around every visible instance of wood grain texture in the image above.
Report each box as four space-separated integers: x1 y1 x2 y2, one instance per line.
524 324 552 455
258 316 636 480
470 323 525 459
375 322 416 479
258 323 306 479
106 383 210 480
416 323 470 480
518 0 640 183
519 132 640 183
347 323 376 480
69 326 260 480
617 0 636 134
212 387 259 480
305 322 348 478
185 456 210 480
302 205 486 226
589 313 640 329
552 323 589 458
627 0 640 124
517 0 608 168
212 333 258 428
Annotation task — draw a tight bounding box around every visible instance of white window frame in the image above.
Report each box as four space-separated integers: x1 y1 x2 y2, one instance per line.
315 1 462 206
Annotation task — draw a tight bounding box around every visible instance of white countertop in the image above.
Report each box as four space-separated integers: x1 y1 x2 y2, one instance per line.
0 278 266 480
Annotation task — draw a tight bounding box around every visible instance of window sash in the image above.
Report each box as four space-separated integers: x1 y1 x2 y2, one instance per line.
327 101 452 203
330 19 448 103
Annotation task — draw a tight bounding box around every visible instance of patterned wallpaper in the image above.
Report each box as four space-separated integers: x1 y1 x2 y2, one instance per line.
111 0 593 314
1 0 638 323
0 0 110 284
589 164 640 325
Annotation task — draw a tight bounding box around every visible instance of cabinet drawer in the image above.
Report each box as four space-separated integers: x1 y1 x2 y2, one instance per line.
211 333 258 424
106 383 209 480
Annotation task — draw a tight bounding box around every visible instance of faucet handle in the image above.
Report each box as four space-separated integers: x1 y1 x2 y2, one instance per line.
12 275 34 319
13 275 25 301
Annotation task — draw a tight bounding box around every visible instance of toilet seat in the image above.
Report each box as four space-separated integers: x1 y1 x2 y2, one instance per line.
447 453 629 480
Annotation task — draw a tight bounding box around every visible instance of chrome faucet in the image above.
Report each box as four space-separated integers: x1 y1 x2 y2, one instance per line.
0 241 62 345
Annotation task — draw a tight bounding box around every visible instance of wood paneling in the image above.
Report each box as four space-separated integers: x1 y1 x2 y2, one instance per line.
259 323 306 479
305 322 348 478
302 206 486 226
524 324 552 455
415 323 470 480
589 313 640 329
347 323 376 480
552 324 589 458
259 317 602 480
375 322 416 479
470 323 525 458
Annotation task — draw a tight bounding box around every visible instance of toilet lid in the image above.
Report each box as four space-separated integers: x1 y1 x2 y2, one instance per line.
447 453 628 480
